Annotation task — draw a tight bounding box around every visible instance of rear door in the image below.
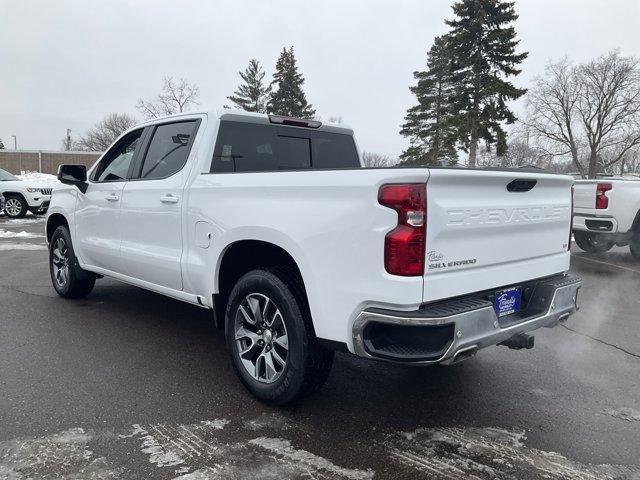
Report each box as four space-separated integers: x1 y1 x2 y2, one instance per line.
118 119 201 291
423 169 573 302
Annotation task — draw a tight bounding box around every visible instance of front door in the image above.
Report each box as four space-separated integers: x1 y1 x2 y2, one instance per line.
119 119 200 291
74 129 143 273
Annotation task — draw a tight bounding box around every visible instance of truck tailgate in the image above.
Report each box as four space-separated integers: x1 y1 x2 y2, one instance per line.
423 169 573 302
573 181 597 210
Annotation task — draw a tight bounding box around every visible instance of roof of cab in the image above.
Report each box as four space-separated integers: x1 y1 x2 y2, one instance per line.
132 108 354 135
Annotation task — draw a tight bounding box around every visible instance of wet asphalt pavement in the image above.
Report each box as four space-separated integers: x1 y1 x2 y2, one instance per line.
0 214 639 479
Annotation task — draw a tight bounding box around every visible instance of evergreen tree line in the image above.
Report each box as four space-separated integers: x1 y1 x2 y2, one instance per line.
400 0 527 168
227 47 315 118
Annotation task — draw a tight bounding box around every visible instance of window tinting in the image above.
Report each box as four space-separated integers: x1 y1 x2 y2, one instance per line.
211 121 359 173
140 121 197 179
93 130 142 182
312 134 359 169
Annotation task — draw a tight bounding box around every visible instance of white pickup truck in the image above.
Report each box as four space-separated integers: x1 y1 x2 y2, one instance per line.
46 110 581 404
573 178 640 259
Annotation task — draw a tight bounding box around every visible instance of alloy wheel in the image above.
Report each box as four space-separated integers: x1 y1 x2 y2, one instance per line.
51 237 70 288
234 293 289 383
5 198 22 217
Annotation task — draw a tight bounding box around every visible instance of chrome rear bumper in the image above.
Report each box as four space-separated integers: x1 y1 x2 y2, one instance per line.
352 272 581 364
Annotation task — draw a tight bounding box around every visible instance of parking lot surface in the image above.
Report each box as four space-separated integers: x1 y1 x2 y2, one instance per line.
1 215 639 479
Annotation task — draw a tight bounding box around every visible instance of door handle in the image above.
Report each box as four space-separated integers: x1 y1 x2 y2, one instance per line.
160 194 179 204
106 194 119 202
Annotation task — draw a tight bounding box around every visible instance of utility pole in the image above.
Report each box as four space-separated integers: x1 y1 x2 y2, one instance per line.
65 129 72 151
11 135 17 150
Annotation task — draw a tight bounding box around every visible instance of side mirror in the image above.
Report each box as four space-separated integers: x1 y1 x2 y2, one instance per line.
58 164 88 193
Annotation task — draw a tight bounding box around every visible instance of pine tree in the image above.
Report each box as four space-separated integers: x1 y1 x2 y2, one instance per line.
400 36 458 166
267 47 315 118
446 0 528 167
0 138 4 150
227 59 271 113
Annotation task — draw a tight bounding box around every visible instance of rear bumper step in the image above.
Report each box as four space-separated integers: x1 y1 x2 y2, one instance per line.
352 272 581 364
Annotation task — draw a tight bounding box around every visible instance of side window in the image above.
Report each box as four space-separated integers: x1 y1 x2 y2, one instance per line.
212 122 277 172
92 130 142 182
139 121 198 180
312 133 360 169
211 122 311 172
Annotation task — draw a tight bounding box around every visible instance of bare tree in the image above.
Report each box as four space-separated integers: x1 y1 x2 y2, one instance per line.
75 113 137 152
362 152 396 168
525 52 640 178
136 76 200 119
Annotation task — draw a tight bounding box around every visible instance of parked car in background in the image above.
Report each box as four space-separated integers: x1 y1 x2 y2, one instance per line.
0 168 53 218
46 109 581 405
573 177 640 259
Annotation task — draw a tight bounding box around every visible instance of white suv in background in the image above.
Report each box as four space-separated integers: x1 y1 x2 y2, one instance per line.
0 168 53 218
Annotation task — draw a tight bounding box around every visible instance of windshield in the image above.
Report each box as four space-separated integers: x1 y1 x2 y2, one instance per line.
0 169 19 181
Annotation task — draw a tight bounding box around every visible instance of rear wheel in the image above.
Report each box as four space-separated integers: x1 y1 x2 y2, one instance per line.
4 195 27 218
225 268 333 405
574 231 614 253
49 226 95 298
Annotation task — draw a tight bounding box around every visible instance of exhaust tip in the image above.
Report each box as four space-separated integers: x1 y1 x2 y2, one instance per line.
451 345 478 364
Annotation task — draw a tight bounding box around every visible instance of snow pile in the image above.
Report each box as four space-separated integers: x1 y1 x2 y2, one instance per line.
17 171 60 186
0 229 44 239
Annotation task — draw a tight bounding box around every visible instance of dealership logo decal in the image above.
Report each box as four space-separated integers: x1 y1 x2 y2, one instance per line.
497 293 517 310
428 252 477 270
427 250 444 262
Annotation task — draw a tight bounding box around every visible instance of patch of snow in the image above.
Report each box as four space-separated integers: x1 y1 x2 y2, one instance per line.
0 427 120 479
201 419 229 430
603 407 640 422
173 467 217 479
385 426 639 479
16 171 60 186
249 437 374 480
0 243 47 251
0 229 44 239
134 425 186 468
4 217 46 224
244 412 292 431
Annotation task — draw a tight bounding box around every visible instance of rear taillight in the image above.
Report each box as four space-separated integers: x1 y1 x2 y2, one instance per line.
569 186 574 251
378 183 426 276
596 183 612 209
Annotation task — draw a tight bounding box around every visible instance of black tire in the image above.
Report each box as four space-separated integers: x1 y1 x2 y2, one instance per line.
630 237 640 261
225 268 334 405
49 225 96 299
574 231 614 253
4 194 28 218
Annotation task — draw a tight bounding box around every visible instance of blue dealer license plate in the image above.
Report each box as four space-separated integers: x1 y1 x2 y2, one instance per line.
494 287 522 317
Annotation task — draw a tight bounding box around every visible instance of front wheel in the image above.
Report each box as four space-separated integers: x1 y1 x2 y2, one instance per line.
225 268 334 405
49 226 96 298
573 231 614 253
4 195 27 218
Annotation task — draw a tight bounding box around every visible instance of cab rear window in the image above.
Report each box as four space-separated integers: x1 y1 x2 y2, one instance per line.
210 121 360 173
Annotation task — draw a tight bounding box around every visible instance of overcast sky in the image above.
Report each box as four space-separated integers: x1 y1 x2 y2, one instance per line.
1 0 639 157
